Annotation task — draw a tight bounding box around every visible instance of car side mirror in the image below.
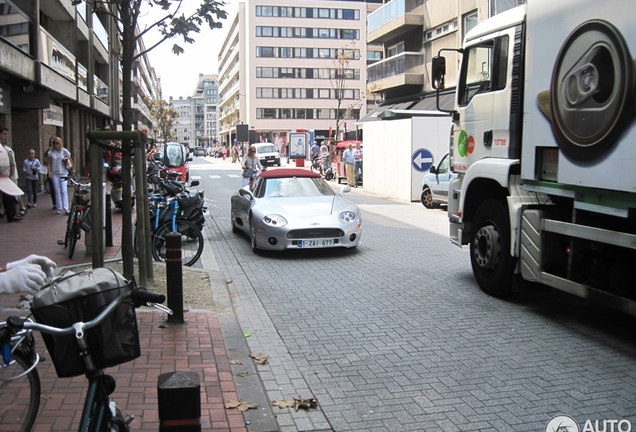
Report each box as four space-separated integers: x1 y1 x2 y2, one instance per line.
429 165 437 174
187 156 193 162
239 188 253 198
340 185 351 196
190 180 200 187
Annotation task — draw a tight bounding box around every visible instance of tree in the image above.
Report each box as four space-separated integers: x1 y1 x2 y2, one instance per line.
146 97 178 142
330 42 365 158
80 0 227 281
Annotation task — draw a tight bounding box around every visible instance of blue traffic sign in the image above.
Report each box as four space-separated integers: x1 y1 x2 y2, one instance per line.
412 148 435 172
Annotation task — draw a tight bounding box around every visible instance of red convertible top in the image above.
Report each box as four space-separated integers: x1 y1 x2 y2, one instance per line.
259 168 320 179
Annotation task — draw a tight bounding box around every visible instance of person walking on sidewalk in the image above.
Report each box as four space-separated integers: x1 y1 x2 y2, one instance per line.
23 149 41 208
43 137 57 209
342 143 356 187
0 127 23 222
47 137 74 215
353 141 363 188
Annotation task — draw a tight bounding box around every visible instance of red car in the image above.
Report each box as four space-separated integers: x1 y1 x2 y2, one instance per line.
162 142 191 182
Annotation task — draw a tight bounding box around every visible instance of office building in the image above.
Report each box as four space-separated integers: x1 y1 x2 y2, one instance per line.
217 0 373 149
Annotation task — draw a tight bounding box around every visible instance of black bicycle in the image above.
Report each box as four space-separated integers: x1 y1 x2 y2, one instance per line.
0 281 170 431
60 176 91 259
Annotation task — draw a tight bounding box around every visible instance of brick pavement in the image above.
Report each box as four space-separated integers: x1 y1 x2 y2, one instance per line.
0 181 258 432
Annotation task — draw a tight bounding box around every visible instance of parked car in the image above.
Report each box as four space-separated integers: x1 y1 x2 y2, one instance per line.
162 142 192 182
194 146 207 157
230 168 362 252
420 152 457 209
251 143 281 167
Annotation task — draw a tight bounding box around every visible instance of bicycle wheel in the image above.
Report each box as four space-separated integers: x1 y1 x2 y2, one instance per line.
151 220 204 266
64 207 74 247
0 351 41 432
68 219 80 259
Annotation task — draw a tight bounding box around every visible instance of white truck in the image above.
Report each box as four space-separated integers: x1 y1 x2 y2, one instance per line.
432 0 636 314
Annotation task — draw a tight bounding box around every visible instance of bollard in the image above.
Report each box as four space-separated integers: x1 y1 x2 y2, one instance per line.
165 232 184 323
158 371 201 431
105 194 113 247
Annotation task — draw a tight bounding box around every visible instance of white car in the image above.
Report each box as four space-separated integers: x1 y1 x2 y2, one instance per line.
251 143 281 167
421 153 457 209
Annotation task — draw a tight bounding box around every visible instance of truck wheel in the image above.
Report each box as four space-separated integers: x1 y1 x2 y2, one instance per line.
470 199 515 296
420 187 435 209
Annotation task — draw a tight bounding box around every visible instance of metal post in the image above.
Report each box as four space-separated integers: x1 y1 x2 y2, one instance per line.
105 194 113 247
165 233 184 323
158 371 201 431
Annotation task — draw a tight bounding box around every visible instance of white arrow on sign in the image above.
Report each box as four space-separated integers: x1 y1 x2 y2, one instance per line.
412 148 435 172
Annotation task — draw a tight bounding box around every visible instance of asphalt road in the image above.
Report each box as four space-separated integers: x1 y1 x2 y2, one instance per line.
191 156 636 432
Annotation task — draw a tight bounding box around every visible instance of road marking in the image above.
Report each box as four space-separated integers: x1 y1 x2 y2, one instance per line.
209 175 221 179
191 176 202 180
228 174 240 178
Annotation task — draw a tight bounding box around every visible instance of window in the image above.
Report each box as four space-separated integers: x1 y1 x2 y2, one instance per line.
463 11 478 40
318 28 329 38
281 109 292 119
280 47 293 58
280 7 293 17
294 7 306 18
318 48 330 59
257 26 273 37
317 8 330 18
319 89 330 99
341 29 358 40
387 42 404 58
280 68 294 78
257 47 275 57
458 36 508 106
257 6 274 16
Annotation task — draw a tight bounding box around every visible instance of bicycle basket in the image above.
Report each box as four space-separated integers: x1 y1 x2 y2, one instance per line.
30 268 140 378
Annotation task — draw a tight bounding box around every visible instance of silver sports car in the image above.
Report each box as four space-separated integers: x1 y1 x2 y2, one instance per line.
230 168 362 251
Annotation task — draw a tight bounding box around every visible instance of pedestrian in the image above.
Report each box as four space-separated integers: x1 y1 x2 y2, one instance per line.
342 143 356 187
23 149 41 208
43 137 57 209
234 142 242 163
0 127 23 222
241 145 263 187
0 254 56 294
353 141 363 188
320 141 330 172
221 145 227 160
4 141 27 216
310 141 320 160
47 137 74 215
286 142 290 164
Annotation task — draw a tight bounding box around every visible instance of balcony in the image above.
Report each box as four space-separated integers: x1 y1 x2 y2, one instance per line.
367 0 424 44
367 52 424 92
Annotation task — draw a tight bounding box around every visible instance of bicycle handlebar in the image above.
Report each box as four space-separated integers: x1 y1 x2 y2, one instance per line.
3 287 170 337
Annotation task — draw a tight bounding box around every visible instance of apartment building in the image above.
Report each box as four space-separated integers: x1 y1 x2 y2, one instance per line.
364 0 525 114
170 96 192 146
191 74 219 148
217 0 377 149
0 1 158 181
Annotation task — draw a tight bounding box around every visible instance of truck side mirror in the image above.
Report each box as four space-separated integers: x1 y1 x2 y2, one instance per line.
431 56 446 90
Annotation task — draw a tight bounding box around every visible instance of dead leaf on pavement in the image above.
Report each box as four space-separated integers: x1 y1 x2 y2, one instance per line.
230 359 243 365
272 400 295 409
225 400 258 412
250 353 269 365
294 397 318 411
236 372 249 377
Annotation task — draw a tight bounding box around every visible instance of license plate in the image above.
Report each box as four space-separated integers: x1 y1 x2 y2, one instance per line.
298 239 334 248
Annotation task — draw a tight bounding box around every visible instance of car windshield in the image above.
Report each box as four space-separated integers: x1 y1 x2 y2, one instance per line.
165 144 184 167
263 177 335 198
257 145 277 153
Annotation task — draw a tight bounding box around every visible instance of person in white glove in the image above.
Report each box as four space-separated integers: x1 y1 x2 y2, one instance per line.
0 254 57 295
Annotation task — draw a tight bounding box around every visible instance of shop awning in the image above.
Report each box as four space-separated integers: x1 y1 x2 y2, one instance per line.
357 91 455 123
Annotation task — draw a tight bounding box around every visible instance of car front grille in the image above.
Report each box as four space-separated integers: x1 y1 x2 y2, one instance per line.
286 228 344 239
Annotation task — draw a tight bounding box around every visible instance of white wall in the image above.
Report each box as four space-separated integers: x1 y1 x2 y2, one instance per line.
364 115 452 202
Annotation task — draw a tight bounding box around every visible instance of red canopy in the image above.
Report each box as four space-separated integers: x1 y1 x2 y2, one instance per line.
335 140 363 149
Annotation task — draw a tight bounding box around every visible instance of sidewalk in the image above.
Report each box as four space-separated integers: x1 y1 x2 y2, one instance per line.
0 188 255 431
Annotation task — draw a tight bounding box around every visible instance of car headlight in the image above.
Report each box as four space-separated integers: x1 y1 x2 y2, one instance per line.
263 214 287 227
339 211 357 223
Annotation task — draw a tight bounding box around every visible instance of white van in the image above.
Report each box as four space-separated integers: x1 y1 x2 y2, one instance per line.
251 143 281 167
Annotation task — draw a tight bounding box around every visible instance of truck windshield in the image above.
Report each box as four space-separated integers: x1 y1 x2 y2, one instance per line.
459 36 509 106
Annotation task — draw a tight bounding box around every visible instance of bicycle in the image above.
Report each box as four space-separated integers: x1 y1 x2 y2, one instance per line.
134 193 204 266
0 274 170 432
59 176 91 259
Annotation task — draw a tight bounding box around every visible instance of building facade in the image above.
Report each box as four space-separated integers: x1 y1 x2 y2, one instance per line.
191 74 219 148
217 0 373 150
0 1 158 184
170 96 192 146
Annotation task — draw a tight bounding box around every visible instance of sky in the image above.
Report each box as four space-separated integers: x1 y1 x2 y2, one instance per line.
138 0 240 100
